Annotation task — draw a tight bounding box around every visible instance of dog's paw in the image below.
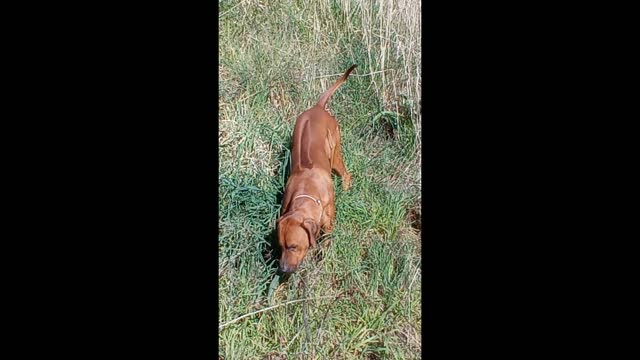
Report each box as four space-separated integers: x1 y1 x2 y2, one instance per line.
342 173 352 191
324 222 334 233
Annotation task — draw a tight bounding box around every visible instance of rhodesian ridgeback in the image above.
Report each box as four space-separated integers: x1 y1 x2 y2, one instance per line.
277 65 356 273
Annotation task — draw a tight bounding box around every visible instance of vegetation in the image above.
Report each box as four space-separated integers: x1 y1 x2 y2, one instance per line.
219 0 421 358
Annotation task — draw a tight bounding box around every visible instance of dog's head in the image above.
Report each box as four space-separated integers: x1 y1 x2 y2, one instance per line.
277 213 319 273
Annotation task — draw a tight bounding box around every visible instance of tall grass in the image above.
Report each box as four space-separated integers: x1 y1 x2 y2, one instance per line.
219 0 421 358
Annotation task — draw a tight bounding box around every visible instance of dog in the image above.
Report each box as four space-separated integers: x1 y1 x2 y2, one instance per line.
277 65 356 274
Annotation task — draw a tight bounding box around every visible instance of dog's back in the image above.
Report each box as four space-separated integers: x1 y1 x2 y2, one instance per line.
290 65 357 173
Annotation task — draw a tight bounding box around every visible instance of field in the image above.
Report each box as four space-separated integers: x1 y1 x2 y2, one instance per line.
219 0 422 358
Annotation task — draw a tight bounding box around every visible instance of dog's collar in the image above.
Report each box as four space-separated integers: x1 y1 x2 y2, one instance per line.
293 194 322 206
293 194 323 222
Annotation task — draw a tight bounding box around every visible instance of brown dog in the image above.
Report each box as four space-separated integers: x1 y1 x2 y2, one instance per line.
277 65 356 273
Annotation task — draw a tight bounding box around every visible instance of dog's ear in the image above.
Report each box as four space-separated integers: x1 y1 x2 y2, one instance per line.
278 213 302 238
302 219 319 247
277 213 292 239
277 213 297 227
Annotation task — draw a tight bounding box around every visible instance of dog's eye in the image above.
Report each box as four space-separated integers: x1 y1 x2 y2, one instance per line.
286 245 297 251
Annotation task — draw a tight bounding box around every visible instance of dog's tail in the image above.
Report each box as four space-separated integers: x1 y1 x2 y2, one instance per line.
316 64 357 109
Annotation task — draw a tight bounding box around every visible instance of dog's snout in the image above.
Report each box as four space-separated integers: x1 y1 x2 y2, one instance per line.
279 263 290 273
279 263 296 274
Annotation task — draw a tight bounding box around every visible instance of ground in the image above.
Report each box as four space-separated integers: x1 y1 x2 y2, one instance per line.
219 0 422 358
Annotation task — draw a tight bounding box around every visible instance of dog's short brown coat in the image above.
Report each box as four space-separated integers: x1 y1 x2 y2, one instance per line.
277 65 356 273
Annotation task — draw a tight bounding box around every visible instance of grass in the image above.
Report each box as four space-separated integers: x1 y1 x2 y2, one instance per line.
219 0 421 358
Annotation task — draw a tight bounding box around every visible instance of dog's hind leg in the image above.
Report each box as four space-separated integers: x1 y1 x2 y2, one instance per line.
330 127 351 191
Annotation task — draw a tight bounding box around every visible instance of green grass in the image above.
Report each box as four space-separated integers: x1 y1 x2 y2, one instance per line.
219 0 421 358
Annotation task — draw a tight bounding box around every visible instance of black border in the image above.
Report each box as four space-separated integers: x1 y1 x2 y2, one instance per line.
15 0 609 358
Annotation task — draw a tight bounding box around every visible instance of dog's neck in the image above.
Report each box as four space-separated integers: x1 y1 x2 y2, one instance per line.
289 195 323 223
